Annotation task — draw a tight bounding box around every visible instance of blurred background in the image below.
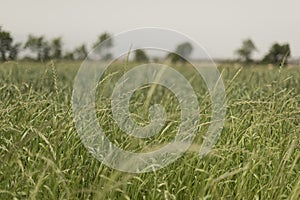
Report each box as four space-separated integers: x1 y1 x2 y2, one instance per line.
1 0 299 63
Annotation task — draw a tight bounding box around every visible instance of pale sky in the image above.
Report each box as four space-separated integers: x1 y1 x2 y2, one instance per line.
1 0 299 59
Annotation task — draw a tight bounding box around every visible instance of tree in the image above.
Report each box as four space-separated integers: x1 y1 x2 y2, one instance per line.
24 35 50 61
92 32 113 60
235 39 257 63
0 27 13 61
9 43 21 60
166 42 193 63
0 27 20 61
262 43 291 66
73 44 88 60
63 51 74 60
134 49 149 62
166 52 184 63
51 37 63 59
42 40 51 60
176 42 193 58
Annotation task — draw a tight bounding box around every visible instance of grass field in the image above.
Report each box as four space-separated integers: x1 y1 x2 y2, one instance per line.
0 61 300 199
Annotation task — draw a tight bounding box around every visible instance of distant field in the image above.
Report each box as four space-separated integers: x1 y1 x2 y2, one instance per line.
0 61 299 199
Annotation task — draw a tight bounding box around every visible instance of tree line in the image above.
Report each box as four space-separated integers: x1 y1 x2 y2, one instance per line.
0 26 113 62
235 39 291 66
0 26 292 66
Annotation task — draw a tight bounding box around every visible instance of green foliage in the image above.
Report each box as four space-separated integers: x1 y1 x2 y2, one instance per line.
235 39 257 63
175 42 193 58
0 62 299 199
0 26 20 61
134 49 149 62
1 27 297 65
24 35 51 61
63 51 74 60
166 52 185 63
24 35 64 61
166 42 193 64
0 27 12 61
8 43 21 60
262 43 291 66
93 32 113 60
51 37 63 59
73 44 88 60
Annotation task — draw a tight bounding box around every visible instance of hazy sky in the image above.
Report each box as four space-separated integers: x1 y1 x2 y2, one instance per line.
1 0 299 59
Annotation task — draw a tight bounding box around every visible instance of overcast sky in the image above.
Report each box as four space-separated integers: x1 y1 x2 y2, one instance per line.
1 0 299 59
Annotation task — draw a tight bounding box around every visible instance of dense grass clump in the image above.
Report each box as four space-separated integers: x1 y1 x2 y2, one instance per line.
0 61 299 199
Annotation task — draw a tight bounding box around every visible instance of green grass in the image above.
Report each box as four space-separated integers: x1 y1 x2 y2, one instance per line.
0 61 299 199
